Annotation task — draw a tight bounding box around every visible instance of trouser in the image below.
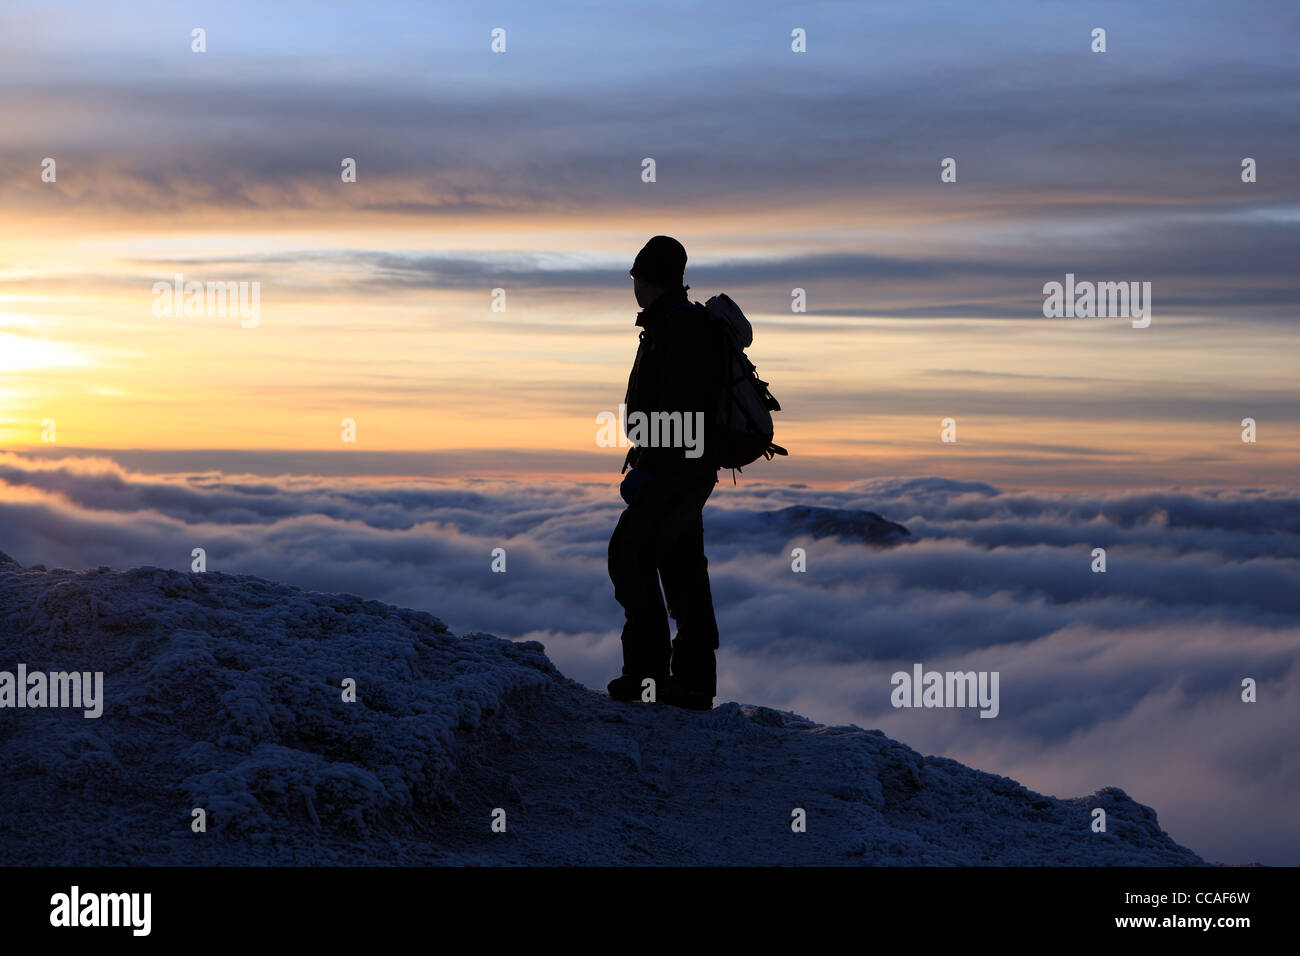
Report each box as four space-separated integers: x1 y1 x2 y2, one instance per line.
608 470 720 695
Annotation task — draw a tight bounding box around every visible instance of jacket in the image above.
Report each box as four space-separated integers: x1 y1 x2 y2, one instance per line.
621 289 721 478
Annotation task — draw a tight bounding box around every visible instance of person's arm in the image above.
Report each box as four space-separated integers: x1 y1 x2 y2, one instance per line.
645 316 718 467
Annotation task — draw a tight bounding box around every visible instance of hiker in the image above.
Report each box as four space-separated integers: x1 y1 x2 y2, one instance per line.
607 236 721 711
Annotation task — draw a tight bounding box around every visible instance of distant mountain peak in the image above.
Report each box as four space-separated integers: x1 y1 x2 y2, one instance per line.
759 504 912 545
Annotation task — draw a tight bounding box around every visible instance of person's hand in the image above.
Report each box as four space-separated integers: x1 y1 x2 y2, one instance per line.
620 467 656 505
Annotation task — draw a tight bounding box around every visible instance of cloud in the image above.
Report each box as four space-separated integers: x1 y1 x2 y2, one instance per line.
1 2 1297 324
0 452 1296 863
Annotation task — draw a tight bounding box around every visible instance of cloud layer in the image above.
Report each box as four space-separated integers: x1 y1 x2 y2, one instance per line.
3 0 1297 318
1 451 1296 864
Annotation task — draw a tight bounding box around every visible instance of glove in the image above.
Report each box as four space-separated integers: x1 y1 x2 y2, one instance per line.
619 467 657 505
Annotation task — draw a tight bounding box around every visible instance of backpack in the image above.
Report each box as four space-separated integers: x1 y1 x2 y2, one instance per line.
701 293 788 473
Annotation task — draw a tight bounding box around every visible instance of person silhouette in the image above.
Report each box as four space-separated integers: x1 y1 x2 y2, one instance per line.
607 236 720 710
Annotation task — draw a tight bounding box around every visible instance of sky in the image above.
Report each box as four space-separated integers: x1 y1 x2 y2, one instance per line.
0 0 1296 487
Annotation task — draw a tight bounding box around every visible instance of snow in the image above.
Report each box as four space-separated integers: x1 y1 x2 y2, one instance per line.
0 551 1203 865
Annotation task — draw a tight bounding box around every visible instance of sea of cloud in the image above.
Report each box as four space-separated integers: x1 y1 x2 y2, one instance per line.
1 451 1295 865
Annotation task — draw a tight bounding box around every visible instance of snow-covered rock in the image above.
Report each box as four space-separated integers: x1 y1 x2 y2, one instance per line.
757 505 912 545
0 553 1202 865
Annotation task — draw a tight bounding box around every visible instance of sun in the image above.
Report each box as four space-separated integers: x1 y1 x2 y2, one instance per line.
0 330 91 374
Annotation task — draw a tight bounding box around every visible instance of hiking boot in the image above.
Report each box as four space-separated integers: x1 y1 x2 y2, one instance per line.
606 674 668 703
660 680 714 711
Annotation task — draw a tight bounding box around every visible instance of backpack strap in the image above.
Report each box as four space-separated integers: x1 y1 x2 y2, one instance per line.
659 301 696 323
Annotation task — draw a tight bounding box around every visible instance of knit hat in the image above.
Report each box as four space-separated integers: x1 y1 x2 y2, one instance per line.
629 235 687 289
